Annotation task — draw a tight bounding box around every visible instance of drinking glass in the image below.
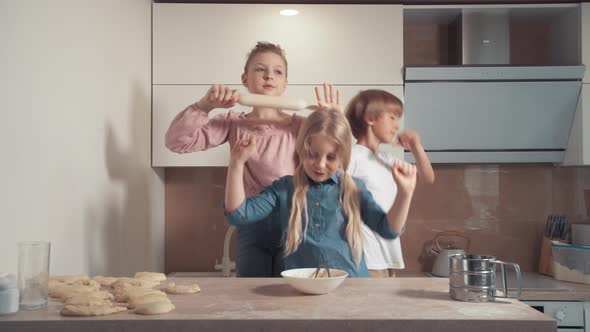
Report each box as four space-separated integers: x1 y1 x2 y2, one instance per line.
17 241 51 309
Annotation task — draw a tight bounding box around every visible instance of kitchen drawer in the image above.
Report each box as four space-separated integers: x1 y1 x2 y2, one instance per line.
153 85 403 167
523 301 585 329
153 3 403 85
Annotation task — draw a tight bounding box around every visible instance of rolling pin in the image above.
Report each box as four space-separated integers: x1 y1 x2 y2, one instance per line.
238 94 317 111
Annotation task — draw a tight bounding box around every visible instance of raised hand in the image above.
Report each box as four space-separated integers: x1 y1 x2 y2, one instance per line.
314 83 342 113
197 84 240 113
391 160 417 197
230 136 258 165
397 130 422 151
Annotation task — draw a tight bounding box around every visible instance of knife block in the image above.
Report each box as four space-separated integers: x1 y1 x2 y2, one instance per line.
538 236 554 276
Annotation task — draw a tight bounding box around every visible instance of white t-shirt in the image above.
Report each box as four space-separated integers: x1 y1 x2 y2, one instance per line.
348 144 404 270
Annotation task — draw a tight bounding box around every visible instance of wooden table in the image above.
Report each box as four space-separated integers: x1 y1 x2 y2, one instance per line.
0 277 555 332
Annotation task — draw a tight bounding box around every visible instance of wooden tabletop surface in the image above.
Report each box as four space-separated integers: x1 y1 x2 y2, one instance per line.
0 277 555 332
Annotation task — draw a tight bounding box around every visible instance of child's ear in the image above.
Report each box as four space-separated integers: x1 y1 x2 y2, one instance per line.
241 73 248 87
364 112 376 126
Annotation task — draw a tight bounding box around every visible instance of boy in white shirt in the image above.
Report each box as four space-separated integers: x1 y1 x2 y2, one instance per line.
345 89 435 277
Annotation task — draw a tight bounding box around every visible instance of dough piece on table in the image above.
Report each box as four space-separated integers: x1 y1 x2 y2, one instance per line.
64 297 111 307
127 294 171 309
112 286 138 302
134 301 175 315
114 287 166 303
48 283 67 298
49 279 64 289
51 275 90 284
49 284 100 299
60 304 127 316
63 290 114 304
111 277 141 289
112 277 160 290
126 289 166 302
134 272 167 282
92 275 118 286
72 279 101 289
165 283 200 294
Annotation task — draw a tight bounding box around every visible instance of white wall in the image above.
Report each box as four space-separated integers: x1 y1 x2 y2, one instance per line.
0 0 164 276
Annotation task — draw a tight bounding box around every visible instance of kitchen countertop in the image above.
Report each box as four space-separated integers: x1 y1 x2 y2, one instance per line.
0 277 554 332
517 281 590 301
394 271 590 301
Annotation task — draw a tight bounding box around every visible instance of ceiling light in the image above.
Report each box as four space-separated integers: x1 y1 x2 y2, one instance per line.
280 9 299 16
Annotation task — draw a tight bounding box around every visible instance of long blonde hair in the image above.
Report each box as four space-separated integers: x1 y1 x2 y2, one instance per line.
284 110 364 265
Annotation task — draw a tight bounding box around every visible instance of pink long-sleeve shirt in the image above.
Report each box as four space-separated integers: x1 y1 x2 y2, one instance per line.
166 104 305 197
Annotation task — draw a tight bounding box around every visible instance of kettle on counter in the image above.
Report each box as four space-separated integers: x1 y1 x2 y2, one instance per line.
429 231 470 277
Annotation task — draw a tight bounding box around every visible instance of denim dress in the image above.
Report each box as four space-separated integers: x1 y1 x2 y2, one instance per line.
226 173 400 277
235 214 284 277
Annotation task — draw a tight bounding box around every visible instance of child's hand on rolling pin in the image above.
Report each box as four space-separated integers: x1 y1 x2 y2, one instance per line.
197 84 240 113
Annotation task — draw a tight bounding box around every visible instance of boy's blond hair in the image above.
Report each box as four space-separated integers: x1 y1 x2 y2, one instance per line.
345 90 403 139
285 110 364 265
244 41 288 77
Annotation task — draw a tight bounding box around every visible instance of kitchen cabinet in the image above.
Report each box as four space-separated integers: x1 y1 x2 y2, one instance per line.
563 84 590 166
516 276 590 331
583 3 590 84
153 85 403 167
404 4 581 67
523 301 587 331
152 3 403 85
152 2 405 167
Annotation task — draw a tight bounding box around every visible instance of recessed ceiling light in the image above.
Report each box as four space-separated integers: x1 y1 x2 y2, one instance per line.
280 9 299 16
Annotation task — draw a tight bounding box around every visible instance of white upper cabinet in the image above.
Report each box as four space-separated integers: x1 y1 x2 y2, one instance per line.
153 85 403 167
153 3 403 85
583 3 590 83
566 4 590 164
564 84 590 166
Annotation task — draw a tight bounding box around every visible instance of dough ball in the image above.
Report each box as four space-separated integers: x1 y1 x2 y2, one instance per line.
134 272 167 282
63 290 114 305
72 279 101 289
51 275 90 284
127 294 171 309
134 301 175 315
165 283 200 294
92 276 118 286
114 287 165 303
112 277 160 290
60 304 127 316
64 297 111 307
49 284 100 299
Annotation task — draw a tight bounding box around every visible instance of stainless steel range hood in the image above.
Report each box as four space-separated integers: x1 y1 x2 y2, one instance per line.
462 9 510 65
403 65 585 163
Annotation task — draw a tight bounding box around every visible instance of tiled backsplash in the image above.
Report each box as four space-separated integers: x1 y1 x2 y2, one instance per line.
165 165 590 274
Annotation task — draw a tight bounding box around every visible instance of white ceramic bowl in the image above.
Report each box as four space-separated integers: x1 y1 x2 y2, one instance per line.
280 268 348 295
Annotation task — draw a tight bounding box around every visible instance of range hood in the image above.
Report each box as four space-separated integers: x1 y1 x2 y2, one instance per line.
404 65 584 163
403 10 585 163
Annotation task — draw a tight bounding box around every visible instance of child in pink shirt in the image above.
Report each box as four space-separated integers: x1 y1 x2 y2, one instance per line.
165 42 337 277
